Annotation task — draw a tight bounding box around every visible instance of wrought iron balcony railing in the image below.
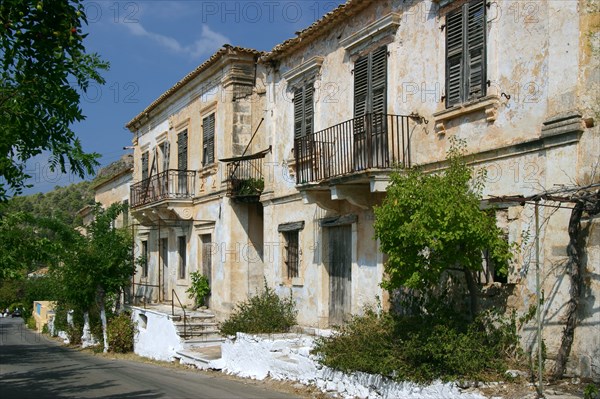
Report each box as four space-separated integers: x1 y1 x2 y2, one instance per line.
294 113 420 185
130 169 196 208
225 156 265 203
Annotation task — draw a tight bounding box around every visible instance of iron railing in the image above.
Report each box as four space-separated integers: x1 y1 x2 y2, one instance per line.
294 113 419 184
171 289 187 339
226 158 264 201
130 169 196 208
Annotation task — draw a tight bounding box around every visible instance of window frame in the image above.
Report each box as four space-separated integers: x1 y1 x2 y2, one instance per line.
445 0 487 108
283 230 300 281
202 113 215 167
293 82 315 140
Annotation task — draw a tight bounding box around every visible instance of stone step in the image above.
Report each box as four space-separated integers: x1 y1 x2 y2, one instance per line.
184 337 226 347
175 344 222 369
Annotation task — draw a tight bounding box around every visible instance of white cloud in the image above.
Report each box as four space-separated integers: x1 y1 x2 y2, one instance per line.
124 23 230 59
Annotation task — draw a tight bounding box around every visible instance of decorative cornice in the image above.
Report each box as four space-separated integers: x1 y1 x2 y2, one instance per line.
340 13 401 56
282 56 324 88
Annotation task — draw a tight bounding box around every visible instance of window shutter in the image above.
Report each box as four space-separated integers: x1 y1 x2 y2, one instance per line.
353 55 369 118
446 8 464 107
293 87 304 139
467 0 485 100
162 141 170 172
177 130 188 170
371 46 387 115
446 0 486 107
141 152 149 180
304 85 314 136
202 114 215 165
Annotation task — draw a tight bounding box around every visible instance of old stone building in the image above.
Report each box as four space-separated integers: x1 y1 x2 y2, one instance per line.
125 46 268 317
124 0 598 380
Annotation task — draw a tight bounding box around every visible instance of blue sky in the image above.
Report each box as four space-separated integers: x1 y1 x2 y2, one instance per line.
22 0 345 194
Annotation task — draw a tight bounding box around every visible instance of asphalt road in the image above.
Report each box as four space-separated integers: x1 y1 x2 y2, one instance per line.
0 317 298 399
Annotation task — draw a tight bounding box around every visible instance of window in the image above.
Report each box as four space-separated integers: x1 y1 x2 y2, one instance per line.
200 234 212 294
293 83 314 140
177 130 188 171
283 231 300 280
202 114 215 166
141 240 148 278
141 151 149 181
178 236 186 279
354 45 387 118
159 141 170 172
354 46 387 170
177 130 188 194
445 0 486 107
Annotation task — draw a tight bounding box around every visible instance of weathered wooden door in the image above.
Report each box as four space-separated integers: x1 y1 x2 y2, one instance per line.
328 225 352 325
160 238 169 301
200 234 212 307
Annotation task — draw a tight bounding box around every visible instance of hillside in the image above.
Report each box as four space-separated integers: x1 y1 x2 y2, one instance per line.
0 181 95 226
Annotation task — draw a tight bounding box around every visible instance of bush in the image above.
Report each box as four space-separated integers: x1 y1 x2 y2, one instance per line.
26 316 37 330
313 308 521 383
186 271 211 307
220 281 297 336
107 311 135 353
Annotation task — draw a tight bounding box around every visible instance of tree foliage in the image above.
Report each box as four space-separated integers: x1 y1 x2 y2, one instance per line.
0 0 109 199
374 138 513 315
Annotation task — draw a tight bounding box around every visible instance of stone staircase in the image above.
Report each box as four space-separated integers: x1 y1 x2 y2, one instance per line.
171 308 224 368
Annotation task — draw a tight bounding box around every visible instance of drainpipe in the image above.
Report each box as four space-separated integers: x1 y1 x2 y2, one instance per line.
535 200 544 398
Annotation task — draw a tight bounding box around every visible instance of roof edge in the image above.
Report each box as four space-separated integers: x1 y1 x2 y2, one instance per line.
125 46 263 131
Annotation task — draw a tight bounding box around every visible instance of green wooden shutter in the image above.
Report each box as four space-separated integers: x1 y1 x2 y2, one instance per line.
446 7 464 107
371 46 387 115
294 87 304 139
466 0 486 100
446 0 486 107
202 114 215 165
304 84 314 136
177 130 188 170
141 151 149 180
353 55 369 118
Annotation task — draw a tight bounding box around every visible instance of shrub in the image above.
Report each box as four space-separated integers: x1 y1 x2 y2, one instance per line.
26 316 37 330
313 307 521 383
220 281 297 336
107 311 135 353
186 271 211 307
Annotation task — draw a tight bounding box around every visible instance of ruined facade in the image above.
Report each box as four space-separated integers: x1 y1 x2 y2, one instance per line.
125 0 599 380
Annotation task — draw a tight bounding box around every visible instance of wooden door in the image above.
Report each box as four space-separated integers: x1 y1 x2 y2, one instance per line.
200 234 212 307
160 238 169 301
328 225 352 325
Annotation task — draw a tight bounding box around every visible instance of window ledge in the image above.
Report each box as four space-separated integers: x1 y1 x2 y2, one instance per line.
433 95 500 135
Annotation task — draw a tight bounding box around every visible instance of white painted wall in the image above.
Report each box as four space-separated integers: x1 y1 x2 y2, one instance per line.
131 307 182 361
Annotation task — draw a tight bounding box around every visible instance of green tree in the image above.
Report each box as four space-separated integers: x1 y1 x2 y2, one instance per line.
373 138 513 317
0 0 109 199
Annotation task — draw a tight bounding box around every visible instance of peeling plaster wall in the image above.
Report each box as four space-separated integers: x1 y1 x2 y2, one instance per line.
261 0 599 377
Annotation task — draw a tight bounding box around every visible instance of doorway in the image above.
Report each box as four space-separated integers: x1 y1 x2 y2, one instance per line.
328 224 352 325
160 238 169 301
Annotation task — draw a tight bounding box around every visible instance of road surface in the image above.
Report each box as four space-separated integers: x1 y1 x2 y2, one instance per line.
0 317 298 398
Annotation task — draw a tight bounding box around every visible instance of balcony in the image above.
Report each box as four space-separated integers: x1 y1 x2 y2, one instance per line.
130 169 196 208
221 147 270 203
294 113 421 185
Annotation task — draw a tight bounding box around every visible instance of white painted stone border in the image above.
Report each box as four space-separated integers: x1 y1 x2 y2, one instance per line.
211 333 487 399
